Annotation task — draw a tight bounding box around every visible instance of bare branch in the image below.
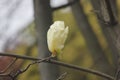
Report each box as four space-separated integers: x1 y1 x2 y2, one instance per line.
49 59 114 80
9 56 52 80
104 0 118 25
56 72 67 80
0 52 114 80
0 52 39 61
93 0 118 26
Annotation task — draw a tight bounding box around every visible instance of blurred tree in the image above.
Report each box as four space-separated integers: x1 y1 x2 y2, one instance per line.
34 0 60 80
68 0 112 75
90 0 119 78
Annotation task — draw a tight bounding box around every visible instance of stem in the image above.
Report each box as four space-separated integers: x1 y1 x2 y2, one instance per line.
49 59 114 80
0 52 39 60
56 72 67 80
0 52 114 80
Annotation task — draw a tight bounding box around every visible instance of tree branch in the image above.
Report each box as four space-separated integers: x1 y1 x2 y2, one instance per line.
104 0 118 25
9 56 52 79
56 72 67 80
49 59 114 80
0 52 39 61
52 0 79 11
0 52 114 80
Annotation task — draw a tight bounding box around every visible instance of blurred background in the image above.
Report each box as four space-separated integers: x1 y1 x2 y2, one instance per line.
0 0 120 80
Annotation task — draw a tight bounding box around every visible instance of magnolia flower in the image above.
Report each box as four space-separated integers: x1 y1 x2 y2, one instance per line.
47 21 69 57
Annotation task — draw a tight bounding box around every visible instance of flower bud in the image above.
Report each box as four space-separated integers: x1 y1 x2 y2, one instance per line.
47 21 69 57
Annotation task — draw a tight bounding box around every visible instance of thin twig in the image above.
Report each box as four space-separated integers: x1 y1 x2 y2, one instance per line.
0 52 114 80
0 52 39 60
49 59 114 80
8 56 52 80
0 73 9 76
56 72 67 80
114 58 120 80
